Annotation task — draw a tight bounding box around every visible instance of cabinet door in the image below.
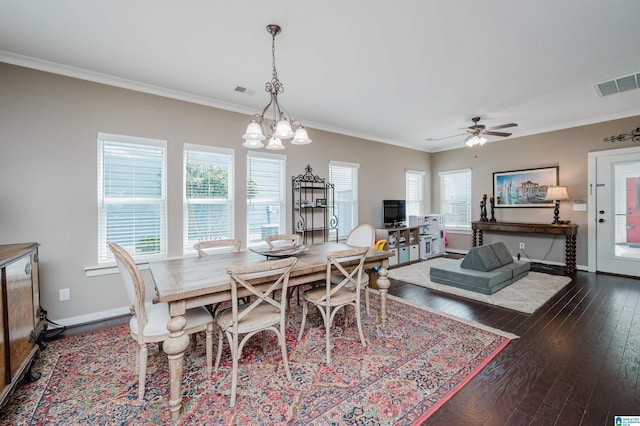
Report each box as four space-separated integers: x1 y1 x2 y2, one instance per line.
6 256 35 379
0 267 5 389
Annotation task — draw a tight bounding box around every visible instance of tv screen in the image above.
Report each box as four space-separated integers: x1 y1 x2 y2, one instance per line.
383 200 406 227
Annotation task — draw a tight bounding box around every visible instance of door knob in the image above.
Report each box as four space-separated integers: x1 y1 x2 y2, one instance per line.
599 210 605 214
598 218 605 223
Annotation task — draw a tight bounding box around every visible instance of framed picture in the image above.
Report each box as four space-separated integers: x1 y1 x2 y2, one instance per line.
493 166 558 207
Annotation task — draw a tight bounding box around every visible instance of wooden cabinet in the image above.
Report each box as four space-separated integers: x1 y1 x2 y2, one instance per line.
376 226 420 267
292 165 338 244
0 243 46 407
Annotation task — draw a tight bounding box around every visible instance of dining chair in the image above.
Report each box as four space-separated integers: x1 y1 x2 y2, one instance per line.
298 246 369 365
265 233 300 249
109 242 214 399
193 239 241 257
333 224 375 314
214 256 297 407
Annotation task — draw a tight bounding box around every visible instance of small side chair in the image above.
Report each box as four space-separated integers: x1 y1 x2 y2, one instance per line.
298 246 369 365
214 256 297 407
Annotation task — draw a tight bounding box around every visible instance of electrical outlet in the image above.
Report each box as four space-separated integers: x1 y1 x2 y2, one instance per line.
519 242 525 250
59 288 70 301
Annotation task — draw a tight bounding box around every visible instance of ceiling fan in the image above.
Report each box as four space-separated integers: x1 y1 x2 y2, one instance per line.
463 116 518 146
428 116 518 146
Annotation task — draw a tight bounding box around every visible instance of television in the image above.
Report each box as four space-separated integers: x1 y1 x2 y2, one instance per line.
383 200 407 227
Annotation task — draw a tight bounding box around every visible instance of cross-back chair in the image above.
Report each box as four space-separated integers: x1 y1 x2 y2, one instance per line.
193 239 241 257
298 246 369 365
214 256 297 407
109 242 214 399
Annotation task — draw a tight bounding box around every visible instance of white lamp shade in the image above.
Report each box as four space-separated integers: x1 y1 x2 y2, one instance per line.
266 137 285 150
242 122 266 141
291 127 312 144
478 136 487 146
274 119 294 139
544 186 570 201
242 139 265 149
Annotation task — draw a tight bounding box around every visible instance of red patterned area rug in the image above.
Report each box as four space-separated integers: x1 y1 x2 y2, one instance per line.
0 294 514 425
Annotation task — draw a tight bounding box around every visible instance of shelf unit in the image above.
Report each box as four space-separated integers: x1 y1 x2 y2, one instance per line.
292 165 338 245
376 226 420 267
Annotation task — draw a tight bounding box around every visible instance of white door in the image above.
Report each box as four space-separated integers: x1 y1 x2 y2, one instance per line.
595 148 640 276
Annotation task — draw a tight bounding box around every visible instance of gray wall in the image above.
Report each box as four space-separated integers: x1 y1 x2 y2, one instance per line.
0 63 430 324
431 115 640 267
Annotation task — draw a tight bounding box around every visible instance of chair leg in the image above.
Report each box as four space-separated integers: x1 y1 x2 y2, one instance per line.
324 305 332 365
214 329 224 371
297 300 308 342
138 343 147 399
364 285 370 315
355 303 366 347
278 327 292 381
229 333 239 408
206 324 213 375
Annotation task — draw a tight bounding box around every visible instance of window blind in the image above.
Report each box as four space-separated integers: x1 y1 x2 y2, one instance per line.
439 169 472 228
97 133 167 263
406 170 425 217
246 151 286 246
330 161 359 240
183 144 235 255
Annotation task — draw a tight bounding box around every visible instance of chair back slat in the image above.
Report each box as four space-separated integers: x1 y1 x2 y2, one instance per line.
194 239 241 257
323 246 369 301
265 233 300 249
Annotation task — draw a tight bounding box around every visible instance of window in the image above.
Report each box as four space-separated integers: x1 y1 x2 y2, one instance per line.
183 144 235 255
246 151 286 246
406 170 425 217
330 161 359 240
97 133 167 263
439 169 472 229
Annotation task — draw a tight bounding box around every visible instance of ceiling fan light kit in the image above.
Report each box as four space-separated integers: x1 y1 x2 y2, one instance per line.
242 24 311 150
463 116 518 147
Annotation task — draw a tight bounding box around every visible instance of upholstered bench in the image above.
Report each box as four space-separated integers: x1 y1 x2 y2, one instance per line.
430 242 530 294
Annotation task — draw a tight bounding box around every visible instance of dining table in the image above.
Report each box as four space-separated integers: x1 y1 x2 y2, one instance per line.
148 241 393 420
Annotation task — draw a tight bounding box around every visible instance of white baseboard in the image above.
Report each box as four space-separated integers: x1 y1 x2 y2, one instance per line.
48 306 130 329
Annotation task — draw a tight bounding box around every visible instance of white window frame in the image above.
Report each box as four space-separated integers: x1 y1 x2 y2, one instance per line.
330 160 359 240
439 168 472 230
97 133 167 264
183 144 235 255
246 151 287 247
406 170 425 217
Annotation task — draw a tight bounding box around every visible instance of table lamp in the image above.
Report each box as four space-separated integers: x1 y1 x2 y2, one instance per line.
544 186 570 224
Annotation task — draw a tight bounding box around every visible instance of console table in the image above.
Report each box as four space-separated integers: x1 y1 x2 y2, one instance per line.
471 221 578 274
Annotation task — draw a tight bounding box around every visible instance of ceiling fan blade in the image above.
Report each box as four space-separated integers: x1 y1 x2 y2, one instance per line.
468 124 485 130
483 130 512 137
489 123 518 130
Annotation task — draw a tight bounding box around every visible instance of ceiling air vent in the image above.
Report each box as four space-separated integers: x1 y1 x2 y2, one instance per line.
594 73 640 97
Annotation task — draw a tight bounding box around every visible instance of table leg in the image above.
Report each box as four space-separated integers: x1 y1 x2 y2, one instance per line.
375 263 390 327
162 304 190 421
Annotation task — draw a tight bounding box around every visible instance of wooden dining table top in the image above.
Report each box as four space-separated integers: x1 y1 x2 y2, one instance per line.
150 242 393 305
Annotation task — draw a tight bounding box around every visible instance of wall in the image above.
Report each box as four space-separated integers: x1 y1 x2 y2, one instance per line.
431 115 640 268
0 63 430 324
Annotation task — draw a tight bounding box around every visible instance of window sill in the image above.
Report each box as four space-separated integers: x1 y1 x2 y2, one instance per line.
444 227 472 235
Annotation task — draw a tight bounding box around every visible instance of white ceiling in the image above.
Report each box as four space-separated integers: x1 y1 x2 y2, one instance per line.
2 0 640 152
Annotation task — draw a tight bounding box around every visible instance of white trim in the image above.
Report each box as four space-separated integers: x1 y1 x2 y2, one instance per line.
183 143 234 156
48 306 130 328
587 145 640 273
330 160 360 168
247 150 286 161
406 169 426 176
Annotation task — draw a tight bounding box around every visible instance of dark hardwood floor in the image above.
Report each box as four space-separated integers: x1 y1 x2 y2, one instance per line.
387 267 640 426
46 263 639 425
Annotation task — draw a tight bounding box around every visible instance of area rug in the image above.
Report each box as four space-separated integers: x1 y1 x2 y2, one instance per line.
388 257 572 314
0 294 514 425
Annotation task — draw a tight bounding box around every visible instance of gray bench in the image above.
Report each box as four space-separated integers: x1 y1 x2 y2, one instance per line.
430 242 530 295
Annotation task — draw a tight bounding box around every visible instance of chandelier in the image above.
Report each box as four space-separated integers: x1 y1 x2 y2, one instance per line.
242 24 311 150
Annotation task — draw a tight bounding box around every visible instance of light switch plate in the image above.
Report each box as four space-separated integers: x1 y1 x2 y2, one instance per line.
573 203 587 211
